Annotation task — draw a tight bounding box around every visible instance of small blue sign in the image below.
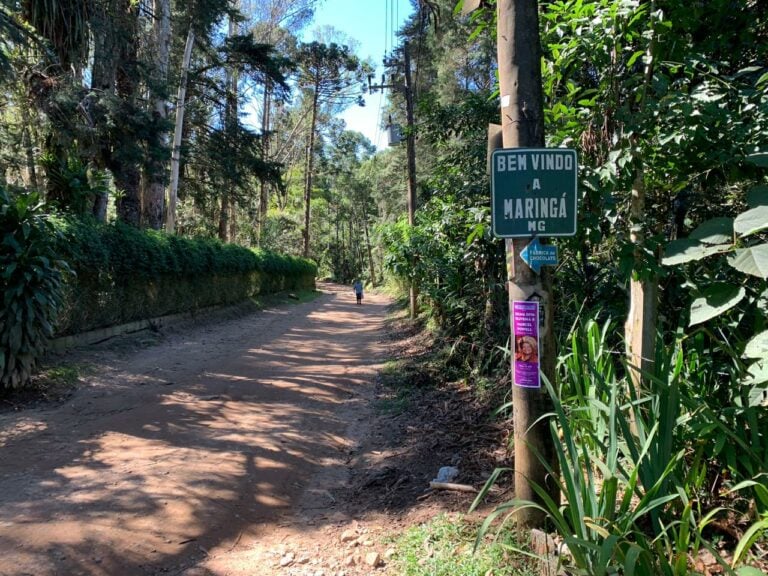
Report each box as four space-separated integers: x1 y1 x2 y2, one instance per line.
520 238 558 273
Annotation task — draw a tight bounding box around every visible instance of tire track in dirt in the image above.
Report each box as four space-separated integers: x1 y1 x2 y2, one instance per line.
0 283 389 576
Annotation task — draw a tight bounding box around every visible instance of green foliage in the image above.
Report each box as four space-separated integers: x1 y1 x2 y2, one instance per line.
538 0 768 337
0 4 35 78
222 35 292 89
678 329 768 516
381 92 507 377
187 111 284 232
388 513 537 576
382 198 509 376
293 41 370 106
39 152 110 214
0 188 69 391
21 0 90 68
474 322 768 574
50 217 316 335
41 364 82 388
303 127 376 281
661 183 768 421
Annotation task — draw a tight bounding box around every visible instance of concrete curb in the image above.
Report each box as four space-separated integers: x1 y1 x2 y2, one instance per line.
49 301 258 351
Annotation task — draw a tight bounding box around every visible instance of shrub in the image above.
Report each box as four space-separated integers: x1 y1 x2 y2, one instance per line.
52 217 317 335
475 321 768 575
0 189 69 391
1 203 316 388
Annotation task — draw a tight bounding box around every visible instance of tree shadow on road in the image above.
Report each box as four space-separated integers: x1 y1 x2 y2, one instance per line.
0 287 395 576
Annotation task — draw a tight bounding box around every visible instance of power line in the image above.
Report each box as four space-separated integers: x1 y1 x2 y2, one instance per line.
397 0 401 48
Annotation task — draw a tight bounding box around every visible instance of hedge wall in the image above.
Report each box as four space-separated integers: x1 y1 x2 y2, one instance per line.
53 217 316 336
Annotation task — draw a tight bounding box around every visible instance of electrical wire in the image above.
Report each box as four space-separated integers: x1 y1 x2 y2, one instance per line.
415 0 425 95
377 0 396 150
383 0 387 57
392 0 400 44
389 0 393 56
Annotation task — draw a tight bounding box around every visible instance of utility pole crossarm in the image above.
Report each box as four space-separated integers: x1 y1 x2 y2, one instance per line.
367 76 398 93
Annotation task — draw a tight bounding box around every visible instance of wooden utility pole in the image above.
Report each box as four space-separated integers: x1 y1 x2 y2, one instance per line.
403 42 419 319
497 0 557 527
369 43 418 317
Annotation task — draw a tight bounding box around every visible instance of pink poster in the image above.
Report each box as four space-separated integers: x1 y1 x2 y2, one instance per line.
513 301 540 388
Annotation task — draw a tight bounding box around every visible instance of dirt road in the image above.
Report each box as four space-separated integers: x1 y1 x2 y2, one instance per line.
0 283 392 576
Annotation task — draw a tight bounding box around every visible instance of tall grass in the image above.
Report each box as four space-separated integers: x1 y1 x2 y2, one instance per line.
473 319 768 575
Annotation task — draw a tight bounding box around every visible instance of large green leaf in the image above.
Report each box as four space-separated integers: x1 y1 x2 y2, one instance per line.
747 185 768 208
691 85 725 102
689 284 746 326
743 359 768 388
690 217 733 245
744 330 768 359
728 244 768 278
735 206 768 237
662 239 730 265
746 152 768 168
733 517 768 567
759 288 768 315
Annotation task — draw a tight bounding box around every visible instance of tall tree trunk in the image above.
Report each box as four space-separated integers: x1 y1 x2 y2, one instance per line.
89 0 118 222
113 0 142 227
219 7 239 242
166 28 195 234
625 168 658 387
258 80 272 243
348 218 354 272
113 162 142 225
218 192 230 241
625 1 658 390
335 200 340 245
302 85 319 258
142 0 171 229
21 120 37 190
403 42 419 318
228 195 237 241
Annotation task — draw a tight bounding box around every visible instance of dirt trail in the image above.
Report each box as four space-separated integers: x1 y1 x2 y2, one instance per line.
0 283 394 576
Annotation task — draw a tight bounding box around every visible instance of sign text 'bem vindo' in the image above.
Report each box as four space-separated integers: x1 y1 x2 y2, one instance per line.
491 148 578 237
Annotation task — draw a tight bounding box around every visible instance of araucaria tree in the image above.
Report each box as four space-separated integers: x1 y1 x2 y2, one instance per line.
293 41 369 257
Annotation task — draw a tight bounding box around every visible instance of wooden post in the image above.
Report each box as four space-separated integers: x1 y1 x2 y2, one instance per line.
625 168 657 388
497 0 557 527
403 42 419 319
625 18 659 390
368 45 419 316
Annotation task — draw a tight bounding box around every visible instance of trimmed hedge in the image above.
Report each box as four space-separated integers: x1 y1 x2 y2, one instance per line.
52 217 316 336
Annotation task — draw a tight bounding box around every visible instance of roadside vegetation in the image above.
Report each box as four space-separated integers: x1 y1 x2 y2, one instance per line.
388 513 537 576
0 188 316 391
1 0 766 573
377 1 768 574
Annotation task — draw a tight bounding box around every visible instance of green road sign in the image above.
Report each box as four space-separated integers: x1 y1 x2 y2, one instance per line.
491 148 578 237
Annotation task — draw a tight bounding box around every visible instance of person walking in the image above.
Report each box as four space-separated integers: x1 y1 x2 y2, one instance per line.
353 279 363 305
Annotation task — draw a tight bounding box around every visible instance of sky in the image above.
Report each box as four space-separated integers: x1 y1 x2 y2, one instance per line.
305 0 414 150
